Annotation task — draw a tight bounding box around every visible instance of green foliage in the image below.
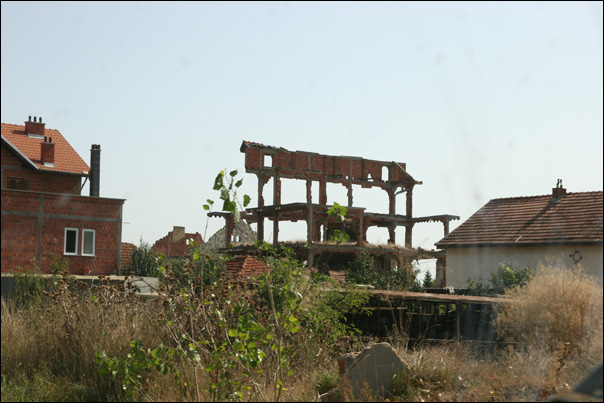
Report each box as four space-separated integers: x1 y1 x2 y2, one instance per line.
8 265 70 308
127 239 161 277
326 202 350 243
95 340 178 401
467 263 534 295
315 371 339 395
345 252 383 286
205 169 251 222
345 253 422 291
422 270 435 288
383 263 423 292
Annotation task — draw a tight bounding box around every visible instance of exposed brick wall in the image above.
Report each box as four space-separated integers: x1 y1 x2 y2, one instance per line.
1 189 124 275
2 143 82 194
151 230 203 258
242 142 410 184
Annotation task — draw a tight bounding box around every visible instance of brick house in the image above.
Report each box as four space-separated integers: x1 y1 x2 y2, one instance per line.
435 183 603 287
151 226 203 258
1 116 125 275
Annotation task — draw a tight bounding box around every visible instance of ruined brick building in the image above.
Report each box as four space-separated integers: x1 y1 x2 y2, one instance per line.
211 141 458 278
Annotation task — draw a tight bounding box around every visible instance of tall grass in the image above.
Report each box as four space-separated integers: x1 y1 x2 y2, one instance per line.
2 263 602 401
496 264 603 363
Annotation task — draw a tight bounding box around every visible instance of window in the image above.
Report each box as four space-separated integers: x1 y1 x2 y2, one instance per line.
64 228 79 255
7 177 28 190
82 229 96 256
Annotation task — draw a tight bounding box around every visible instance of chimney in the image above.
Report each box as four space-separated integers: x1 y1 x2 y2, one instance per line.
25 116 46 136
89 144 101 197
172 226 186 243
40 136 55 165
551 179 567 202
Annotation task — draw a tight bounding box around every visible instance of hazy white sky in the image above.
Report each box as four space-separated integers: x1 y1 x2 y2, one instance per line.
2 2 602 274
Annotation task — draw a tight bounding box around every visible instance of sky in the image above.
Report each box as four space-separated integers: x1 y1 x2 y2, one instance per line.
2 1 603 276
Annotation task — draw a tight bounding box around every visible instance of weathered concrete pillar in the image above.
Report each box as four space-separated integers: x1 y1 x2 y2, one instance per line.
387 188 396 215
225 216 235 248
273 175 281 205
406 184 414 218
307 204 314 268
347 183 353 207
319 179 327 205
273 175 281 245
357 213 364 246
306 180 312 203
444 219 450 236
257 214 264 242
257 174 265 208
405 184 414 248
388 225 396 245
405 224 413 248
257 174 265 242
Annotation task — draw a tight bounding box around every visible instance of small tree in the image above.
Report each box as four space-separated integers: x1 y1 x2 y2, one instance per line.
345 252 383 287
128 239 161 277
422 270 434 288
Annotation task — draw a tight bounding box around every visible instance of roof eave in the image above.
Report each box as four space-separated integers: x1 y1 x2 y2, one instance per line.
436 240 604 248
2 135 89 177
1 135 40 171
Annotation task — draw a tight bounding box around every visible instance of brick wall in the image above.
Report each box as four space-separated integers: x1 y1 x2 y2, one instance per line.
151 230 203 258
2 144 82 194
1 189 124 275
242 143 410 184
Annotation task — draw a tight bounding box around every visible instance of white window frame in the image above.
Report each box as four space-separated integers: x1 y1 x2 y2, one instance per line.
64 227 79 256
81 229 96 257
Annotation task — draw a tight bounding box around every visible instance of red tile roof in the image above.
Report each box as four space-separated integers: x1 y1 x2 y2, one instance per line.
1 122 89 175
225 255 271 281
436 191 603 247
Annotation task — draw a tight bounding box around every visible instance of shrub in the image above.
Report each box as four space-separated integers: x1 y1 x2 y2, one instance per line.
467 262 534 295
496 264 603 358
128 239 161 277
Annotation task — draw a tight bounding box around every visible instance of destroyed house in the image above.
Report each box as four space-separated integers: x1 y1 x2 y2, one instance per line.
210 141 459 275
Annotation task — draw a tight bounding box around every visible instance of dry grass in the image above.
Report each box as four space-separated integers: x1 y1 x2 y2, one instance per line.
2 264 602 402
497 264 603 363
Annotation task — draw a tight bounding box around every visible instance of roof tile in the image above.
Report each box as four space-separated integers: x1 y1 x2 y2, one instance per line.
436 191 603 247
1 122 89 175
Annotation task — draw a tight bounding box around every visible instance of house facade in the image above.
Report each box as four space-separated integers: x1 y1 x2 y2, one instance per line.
435 184 603 287
1 117 125 275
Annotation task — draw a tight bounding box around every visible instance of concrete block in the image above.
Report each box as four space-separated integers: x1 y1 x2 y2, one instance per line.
338 342 405 399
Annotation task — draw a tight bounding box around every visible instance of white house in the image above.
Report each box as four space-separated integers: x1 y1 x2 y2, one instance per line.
435 184 603 288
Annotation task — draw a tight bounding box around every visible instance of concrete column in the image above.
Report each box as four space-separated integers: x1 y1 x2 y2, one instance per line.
257 174 265 208
307 204 314 268
257 214 264 242
405 224 413 248
388 188 396 215
388 225 396 245
273 175 281 205
273 175 281 244
225 216 235 248
406 184 414 218
319 179 327 205
357 212 364 246
306 180 312 203
257 174 265 242
347 183 353 207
